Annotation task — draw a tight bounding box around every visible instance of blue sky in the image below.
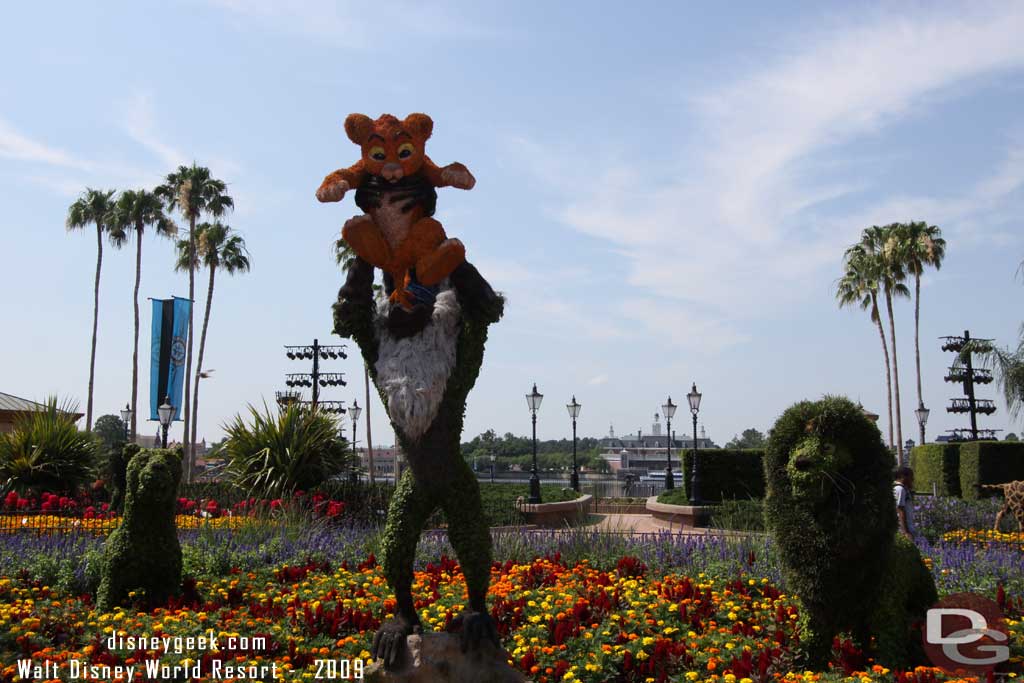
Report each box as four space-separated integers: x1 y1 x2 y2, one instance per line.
2 1 1023 449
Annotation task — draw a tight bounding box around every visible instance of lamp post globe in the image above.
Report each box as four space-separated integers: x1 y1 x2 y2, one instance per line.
566 395 582 492
915 404 930 444
349 400 362 483
661 397 677 490
687 383 702 505
526 384 544 503
120 403 132 442
157 396 174 449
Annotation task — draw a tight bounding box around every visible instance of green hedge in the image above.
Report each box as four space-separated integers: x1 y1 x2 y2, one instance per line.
680 449 765 502
909 443 961 496
959 441 1024 500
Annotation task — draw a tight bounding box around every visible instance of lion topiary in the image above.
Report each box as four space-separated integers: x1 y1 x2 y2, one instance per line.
764 396 937 668
96 447 183 611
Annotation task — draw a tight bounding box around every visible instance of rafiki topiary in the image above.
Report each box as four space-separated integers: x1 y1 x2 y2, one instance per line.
334 255 503 671
96 448 183 611
764 396 937 668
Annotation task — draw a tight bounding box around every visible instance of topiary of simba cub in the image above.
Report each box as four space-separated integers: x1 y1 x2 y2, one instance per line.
96 448 183 611
764 396 937 668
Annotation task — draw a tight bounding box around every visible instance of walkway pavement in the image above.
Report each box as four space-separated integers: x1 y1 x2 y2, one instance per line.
576 513 756 537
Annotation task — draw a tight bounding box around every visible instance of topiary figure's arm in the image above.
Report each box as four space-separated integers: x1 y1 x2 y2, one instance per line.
333 256 380 371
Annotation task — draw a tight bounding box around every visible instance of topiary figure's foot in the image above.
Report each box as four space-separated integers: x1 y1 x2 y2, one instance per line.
386 301 434 339
372 615 420 670
449 610 499 654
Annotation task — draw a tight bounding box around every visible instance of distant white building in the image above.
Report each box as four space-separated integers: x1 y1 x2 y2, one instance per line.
357 444 405 480
599 415 716 473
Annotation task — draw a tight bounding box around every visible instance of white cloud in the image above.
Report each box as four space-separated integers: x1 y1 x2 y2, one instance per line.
0 119 94 171
509 4 1024 350
122 92 188 170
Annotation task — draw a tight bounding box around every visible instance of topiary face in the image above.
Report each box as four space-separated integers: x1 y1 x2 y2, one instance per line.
786 434 854 502
126 449 180 508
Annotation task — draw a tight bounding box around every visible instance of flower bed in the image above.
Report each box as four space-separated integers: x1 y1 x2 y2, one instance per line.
0 496 1022 682
1 554 1019 683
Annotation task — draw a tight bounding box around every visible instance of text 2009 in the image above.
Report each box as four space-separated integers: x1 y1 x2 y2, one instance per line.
313 659 364 679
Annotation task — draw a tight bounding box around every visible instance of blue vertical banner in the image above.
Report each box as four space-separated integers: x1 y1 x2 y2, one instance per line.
149 297 191 421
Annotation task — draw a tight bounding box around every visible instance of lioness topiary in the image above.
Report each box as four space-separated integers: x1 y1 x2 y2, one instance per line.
764 396 937 667
96 448 182 611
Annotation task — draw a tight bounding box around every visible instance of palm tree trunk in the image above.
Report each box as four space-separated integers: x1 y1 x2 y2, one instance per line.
190 265 216 462
183 215 195 480
130 225 143 441
873 306 894 449
365 363 374 484
914 273 924 444
86 222 103 432
885 290 904 466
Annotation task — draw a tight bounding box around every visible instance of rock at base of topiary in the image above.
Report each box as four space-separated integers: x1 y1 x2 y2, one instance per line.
364 631 527 683
96 447 183 611
764 396 937 668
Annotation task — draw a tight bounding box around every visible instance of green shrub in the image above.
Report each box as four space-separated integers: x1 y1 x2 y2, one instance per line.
709 499 765 532
109 443 140 512
223 403 355 499
656 488 690 505
959 440 1024 500
679 448 764 502
0 397 97 494
909 443 961 496
97 448 183 610
764 395 935 667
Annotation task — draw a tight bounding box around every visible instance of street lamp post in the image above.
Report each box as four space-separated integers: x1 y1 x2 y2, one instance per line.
526 384 544 504
490 453 495 484
349 400 362 484
662 397 677 490
158 396 173 449
120 403 132 443
566 396 582 492
915 404 930 445
687 383 702 505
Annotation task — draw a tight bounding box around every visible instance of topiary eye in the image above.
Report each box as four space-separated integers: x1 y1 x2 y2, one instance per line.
369 146 386 161
397 143 415 159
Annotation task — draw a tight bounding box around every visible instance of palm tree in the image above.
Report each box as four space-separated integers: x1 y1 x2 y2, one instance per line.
863 225 911 465
892 222 946 444
837 247 895 450
175 222 250 456
66 189 118 432
156 165 233 481
108 190 177 441
336 238 377 483
974 260 1024 424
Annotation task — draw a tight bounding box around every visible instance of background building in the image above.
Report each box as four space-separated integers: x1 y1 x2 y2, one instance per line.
0 391 82 432
599 414 716 473
357 444 405 480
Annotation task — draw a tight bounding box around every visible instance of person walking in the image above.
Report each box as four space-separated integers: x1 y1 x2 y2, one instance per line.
893 466 917 540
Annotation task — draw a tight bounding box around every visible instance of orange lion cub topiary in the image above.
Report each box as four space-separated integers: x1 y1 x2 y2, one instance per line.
316 113 473 311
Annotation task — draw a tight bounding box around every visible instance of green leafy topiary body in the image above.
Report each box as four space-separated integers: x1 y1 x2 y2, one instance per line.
96 448 182 611
764 396 936 668
334 258 504 666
